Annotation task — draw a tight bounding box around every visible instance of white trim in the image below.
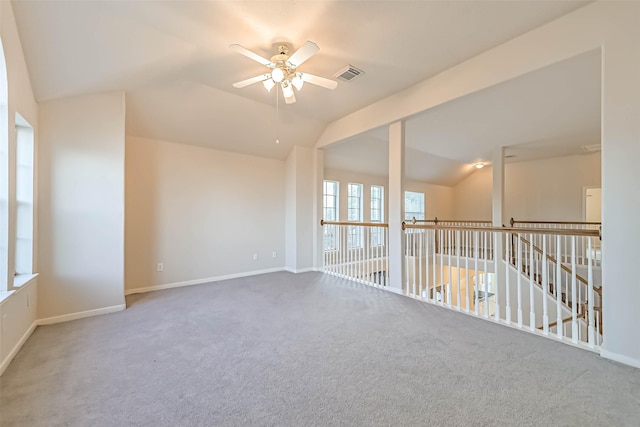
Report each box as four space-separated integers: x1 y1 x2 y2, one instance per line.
284 267 315 274
600 349 640 369
384 286 405 296
0 321 37 376
125 267 285 296
13 273 38 289
37 304 125 325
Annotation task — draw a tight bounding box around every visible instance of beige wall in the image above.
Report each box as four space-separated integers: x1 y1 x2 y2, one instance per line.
38 92 126 319
453 153 601 222
324 168 454 222
125 136 286 291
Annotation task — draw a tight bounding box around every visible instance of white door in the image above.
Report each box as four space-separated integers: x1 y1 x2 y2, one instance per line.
585 187 602 222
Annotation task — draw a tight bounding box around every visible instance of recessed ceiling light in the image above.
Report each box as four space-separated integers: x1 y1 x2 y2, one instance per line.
474 163 484 169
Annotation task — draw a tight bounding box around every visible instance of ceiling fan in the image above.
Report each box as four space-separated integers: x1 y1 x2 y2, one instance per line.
230 41 338 104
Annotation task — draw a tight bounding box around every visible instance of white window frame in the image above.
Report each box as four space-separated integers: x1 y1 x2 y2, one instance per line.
370 185 384 246
14 114 34 277
0 41 8 292
323 180 339 251
347 183 363 248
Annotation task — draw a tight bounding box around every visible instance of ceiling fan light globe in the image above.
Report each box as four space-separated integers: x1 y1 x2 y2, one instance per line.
271 68 285 83
282 82 294 99
292 74 304 91
262 79 276 92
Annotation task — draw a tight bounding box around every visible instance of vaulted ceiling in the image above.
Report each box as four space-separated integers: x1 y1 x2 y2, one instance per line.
12 0 595 183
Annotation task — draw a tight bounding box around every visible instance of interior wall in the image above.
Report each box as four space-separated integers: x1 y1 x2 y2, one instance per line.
453 167 493 220
125 136 286 292
323 168 454 222
453 153 601 222
38 92 126 319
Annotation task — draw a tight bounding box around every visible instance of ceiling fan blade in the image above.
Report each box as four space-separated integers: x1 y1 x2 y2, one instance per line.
229 44 273 67
232 74 270 88
301 73 338 90
284 91 296 104
288 41 319 68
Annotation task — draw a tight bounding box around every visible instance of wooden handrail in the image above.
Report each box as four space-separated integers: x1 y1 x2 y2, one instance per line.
539 311 585 330
412 217 492 224
321 220 389 228
510 218 601 226
402 223 600 237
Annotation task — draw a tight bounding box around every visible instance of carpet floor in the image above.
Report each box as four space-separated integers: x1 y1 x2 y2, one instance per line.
1 271 639 426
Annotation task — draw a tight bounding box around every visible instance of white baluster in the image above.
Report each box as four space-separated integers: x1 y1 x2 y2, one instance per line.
556 235 563 340
542 238 549 334
474 231 479 316
456 230 461 310
440 230 445 306
529 233 535 330
517 234 523 327
493 232 500 321
505 233 511 324
432 229 437 302
483 231 489 318
587 238 595 347
571 237 578 343
385 227 390 286
447 230 452 307
465 230 470 313
405 229 410 294
426 230 430 300
419 230 423 299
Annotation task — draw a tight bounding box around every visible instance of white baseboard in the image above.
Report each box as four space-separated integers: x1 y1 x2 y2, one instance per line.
125 267 286 296
37 304 126 326
600 349 640 369
284 267 315 274
0 320 37 376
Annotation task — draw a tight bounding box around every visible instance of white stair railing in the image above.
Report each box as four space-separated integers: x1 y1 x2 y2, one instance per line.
510 219 602 268
402 222 602 350
321 220 389 288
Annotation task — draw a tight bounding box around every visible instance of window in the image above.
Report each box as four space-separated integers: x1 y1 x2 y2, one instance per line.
370 185 384 246
347 183 363 248
404 191 425 221
323 180 339 250
14 114 34 276
0 41 8 291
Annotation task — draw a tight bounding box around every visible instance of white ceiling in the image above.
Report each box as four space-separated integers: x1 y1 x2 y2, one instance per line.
323 49 601 185
12 0 590 162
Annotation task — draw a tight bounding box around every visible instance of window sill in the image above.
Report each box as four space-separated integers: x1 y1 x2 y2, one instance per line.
0 274 38 306
14 273 38 288
0 290 15 305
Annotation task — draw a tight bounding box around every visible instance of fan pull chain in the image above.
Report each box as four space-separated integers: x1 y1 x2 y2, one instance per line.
275 84 280 144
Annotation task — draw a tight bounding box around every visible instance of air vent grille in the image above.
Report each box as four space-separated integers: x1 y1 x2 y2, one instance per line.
334 65 364 82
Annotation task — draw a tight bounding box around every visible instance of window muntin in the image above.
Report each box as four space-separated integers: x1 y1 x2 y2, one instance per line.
347 183 363 248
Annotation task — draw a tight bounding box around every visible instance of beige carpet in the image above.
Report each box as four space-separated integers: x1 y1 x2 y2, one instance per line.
1 271 639 426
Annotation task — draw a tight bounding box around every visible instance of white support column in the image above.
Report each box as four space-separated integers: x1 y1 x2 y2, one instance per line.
492 147 505 320
492 147 505 227
388 120 405 293
313 148 324 271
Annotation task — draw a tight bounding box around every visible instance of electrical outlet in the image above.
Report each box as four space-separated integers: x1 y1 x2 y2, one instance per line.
272 251 277 258
157 263 164 272
253 253 258 261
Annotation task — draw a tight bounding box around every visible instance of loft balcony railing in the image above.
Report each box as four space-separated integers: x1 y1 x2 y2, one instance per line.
402 222 602 350
320 220 389 288
510 218 602 268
